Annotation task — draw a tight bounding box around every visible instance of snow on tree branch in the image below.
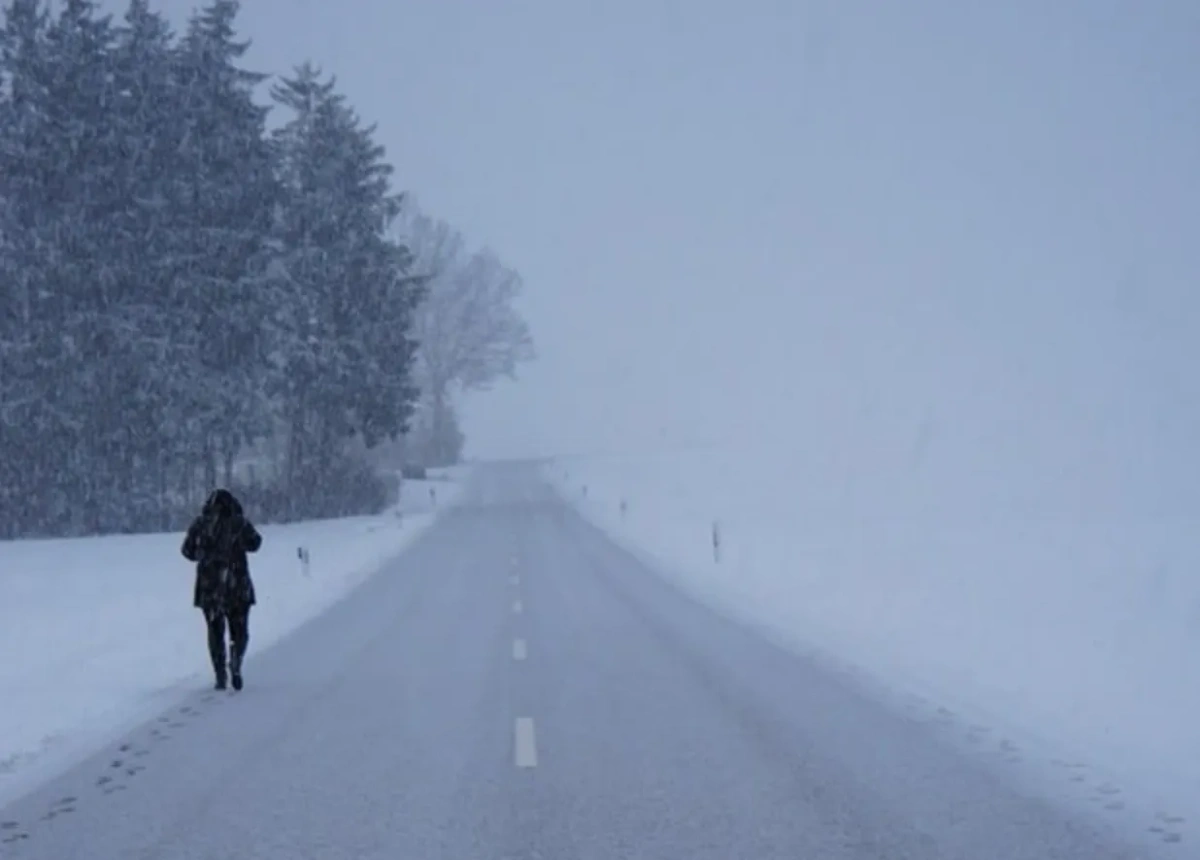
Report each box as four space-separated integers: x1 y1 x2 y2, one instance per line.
402 208 535 397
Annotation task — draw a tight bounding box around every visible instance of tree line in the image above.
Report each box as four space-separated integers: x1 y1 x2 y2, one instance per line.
0 0 533 538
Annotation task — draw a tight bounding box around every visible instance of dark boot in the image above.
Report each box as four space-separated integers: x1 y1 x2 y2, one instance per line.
212 643 228 690
214 665 228 690
228 609 249 691
206 607 228 690
229 647 243 690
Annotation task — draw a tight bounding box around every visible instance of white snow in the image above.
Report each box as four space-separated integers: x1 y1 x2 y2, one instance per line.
547 448 1200 829
0 471 465 808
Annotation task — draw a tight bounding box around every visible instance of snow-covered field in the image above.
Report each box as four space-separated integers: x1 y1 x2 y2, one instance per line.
0 469 466 807
547 449 1200 831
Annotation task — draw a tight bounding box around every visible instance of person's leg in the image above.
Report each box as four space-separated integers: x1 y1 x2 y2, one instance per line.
227 606 250 689
204 605 228 689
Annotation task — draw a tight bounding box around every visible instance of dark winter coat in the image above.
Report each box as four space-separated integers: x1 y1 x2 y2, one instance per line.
181 488 262 612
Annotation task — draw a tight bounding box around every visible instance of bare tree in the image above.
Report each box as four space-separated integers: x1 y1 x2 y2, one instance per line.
399 207 535 463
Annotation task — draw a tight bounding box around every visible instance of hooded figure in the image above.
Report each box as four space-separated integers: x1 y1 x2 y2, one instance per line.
182 488 262 690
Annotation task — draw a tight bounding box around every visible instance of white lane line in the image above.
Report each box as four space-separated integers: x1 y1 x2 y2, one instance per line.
514 717 538 767
513 638 527 661
510 574 519 586
512 599 523 614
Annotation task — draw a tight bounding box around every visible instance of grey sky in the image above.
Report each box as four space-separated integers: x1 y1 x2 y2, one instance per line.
97 1 1200 489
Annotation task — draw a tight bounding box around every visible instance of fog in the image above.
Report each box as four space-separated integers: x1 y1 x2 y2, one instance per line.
4 2 1199 839
102 1 1200 504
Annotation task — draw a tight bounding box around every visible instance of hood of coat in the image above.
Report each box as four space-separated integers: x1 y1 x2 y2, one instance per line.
202 488 243 518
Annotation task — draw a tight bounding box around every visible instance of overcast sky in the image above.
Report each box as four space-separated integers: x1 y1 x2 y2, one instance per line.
95 1 1200 490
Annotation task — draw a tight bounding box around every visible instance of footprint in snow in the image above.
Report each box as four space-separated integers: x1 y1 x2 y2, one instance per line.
46 796 77 815
1050 759 1089 770
1150 826 1184 843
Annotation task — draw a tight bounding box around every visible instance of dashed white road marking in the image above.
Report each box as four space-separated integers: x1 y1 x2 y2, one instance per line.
513 638 527 661
510 574 519 586
512 599 523 614
515 717 538 767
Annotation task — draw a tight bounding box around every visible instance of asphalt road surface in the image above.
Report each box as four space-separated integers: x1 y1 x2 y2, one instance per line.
0 465 1149 859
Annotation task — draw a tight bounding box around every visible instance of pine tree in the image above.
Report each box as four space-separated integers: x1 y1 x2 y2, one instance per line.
0 0 432 535
110 0 186 528
0 0 52 536
270 63 422 516
46 0 136 533
171 0 277 494
0 0 128 533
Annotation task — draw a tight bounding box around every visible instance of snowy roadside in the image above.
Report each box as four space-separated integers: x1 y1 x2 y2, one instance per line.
0 469 467 808
545 452 1200 846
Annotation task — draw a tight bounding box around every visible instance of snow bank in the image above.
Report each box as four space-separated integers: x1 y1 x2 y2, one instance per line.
0 470 466 806
547 449 1200 829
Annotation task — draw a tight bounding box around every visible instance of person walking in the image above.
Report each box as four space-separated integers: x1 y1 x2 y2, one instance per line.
181 488 262 690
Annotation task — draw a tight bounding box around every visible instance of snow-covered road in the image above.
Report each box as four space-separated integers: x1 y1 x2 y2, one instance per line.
0 465 1151 858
